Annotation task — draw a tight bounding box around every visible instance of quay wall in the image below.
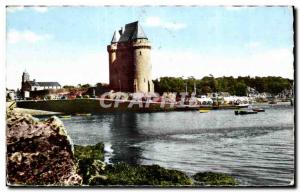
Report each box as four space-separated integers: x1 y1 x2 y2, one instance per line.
16 99 176 114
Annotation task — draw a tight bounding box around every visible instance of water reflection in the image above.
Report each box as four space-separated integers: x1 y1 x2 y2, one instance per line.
108 113 143 164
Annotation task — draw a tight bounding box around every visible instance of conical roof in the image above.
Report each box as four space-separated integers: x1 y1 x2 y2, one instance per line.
111 30 120 43
132 23 147 40
118 21 148 43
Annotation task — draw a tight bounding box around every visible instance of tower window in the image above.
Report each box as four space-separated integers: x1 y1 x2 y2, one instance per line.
139 51 142 55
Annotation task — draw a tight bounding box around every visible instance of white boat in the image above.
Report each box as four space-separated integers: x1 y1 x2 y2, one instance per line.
237 103 249 108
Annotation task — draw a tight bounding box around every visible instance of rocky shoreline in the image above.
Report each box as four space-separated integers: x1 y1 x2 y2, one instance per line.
6 109 237 187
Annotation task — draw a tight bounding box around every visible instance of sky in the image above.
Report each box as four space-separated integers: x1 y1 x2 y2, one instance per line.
6 6 294 89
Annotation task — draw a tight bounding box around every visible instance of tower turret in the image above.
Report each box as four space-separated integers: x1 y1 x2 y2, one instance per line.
107 31 119 90
107 21 154 93
22 71 30 83
21 70 30 93
133 38 153 92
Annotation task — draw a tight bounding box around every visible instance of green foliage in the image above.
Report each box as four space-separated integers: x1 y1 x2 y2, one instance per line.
96 83 103 88
78 159 106 184
81 84 91 88
154 76 293 96
153 77 185 93
6 94 12 101
74 143 105 184
63 85 75 89
45 95 52 100
91 163 193 186
193 172 237 186
74 143 104 161
235 82 247 96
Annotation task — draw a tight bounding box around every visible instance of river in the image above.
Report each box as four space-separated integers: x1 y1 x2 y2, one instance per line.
62 103 294 186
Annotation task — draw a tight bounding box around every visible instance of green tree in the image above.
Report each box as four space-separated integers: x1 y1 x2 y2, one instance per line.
81 84 91 88
235 82 247 96
153 76 293 96
63 85 75 89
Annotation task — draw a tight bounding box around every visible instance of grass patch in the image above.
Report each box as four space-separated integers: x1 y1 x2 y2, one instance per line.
193 172 237 186
74 143 104 161
90 163 193 186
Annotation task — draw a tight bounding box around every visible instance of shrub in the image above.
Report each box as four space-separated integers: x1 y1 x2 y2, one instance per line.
192 172 237 186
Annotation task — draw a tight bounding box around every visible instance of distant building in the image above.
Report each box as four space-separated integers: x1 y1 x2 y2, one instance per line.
21 71 61 98
218 92 231 97
107 21 154 93
278 88 293 99
247 87 259 97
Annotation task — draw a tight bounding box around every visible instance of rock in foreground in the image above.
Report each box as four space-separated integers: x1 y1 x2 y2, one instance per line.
6 110 82 186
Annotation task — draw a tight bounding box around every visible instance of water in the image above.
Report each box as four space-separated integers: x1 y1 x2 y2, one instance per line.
62 103 294 186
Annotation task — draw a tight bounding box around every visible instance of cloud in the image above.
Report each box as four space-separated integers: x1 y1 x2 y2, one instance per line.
6 6 48 13
7 29 52 44
144 17 186 30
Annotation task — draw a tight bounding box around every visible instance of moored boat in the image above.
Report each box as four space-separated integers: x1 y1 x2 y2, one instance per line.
59 115 72 119
269 100 277 104
235 110 257 115
199 109 210 113
76 113 92 116
175 105 199 111
252 108 265 112
237 103 250 108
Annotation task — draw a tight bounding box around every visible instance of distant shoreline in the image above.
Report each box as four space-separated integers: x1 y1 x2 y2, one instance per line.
12 99 292 115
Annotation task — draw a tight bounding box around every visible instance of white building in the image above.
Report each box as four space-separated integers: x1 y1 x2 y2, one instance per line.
21 71 61 92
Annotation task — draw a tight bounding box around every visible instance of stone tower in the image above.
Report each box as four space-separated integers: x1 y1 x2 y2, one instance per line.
22 71 30 83
107 21 154 93
21 71 30 91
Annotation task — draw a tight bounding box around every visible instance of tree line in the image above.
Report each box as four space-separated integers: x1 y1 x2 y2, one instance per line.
153 76 293 96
